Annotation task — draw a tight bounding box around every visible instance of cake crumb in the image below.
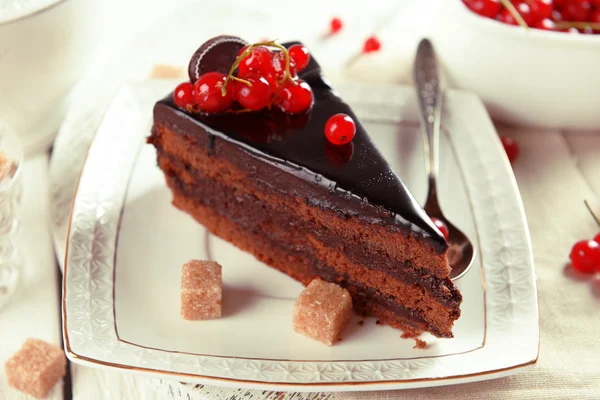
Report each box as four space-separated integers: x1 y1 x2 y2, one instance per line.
181 260 222 320
413 338 427 349
358 320 364 326
293 279 352 346
4 338 66 398
375 319 382 325
149 64 186 79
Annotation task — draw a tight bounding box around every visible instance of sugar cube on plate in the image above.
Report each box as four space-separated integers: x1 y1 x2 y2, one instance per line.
293 279 353 346
181 260 222 320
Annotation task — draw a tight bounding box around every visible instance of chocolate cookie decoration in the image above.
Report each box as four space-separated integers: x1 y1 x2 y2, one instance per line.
188 35 249 82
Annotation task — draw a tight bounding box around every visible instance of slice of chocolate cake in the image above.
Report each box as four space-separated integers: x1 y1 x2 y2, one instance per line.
148 36 462 338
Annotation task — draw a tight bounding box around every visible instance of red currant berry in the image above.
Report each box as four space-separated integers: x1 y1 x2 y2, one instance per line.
271 52 297 81
431 217 450 241
500 136 520 163
497 8 519 24
553 0 567 8
551 9 564 21
193 72 234 113
535 17 557 29
591 0 600 7
497 2 536 25
529 0 554 20
325 113 356 145
591 9 600 23
569 240 600 274
463 0 502 18
173 82 194 110
362 36 381 53
237 46 273 77
563 0 592 21
288 45 311 72
330 17 343 34
277 79 314 114
594 234 600 244
234 75 272 111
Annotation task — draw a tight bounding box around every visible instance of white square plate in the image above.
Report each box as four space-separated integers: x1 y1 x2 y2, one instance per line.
62 81 538 392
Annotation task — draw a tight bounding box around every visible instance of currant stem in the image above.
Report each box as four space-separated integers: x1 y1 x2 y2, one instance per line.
231 76 252 86
555 21 600 31
221 40 297 97
584 200 600 228
499 0 529 29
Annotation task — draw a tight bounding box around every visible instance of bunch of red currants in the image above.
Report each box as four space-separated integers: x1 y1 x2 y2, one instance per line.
174 42 313 114
463 0 600 33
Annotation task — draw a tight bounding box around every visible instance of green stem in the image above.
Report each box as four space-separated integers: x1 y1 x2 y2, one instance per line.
555 21 600 31
231 76 252 86
584 200 600 228
499 0 529 29
221 40 296 97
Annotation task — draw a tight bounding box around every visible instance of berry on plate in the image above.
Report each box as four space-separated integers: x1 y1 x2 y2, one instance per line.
431 217 450 241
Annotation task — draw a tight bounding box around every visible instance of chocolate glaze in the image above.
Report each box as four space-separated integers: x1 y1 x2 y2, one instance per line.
160 149 461 308
157 41 447 252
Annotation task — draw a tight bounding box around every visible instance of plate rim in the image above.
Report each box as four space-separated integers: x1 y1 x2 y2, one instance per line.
62 81 539 392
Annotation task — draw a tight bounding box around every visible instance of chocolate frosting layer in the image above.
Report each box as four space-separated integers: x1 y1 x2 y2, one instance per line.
158 41 447 251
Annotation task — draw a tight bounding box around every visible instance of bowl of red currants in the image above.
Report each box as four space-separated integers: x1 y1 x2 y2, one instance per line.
435 0 600 130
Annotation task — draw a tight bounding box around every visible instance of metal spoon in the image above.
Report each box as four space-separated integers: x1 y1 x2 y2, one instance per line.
413 38 474 280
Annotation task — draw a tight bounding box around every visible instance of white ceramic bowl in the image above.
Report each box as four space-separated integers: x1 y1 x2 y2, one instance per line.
435 0 600 130
0 0 100 153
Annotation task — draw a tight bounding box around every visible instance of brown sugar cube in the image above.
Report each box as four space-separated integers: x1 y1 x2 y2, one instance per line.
0 152 15 181
293 279 353 346
4 338 66 398
181 260 222 320
149 64 186 79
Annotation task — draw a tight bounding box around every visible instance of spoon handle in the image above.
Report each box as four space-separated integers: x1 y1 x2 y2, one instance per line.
413 38 442 206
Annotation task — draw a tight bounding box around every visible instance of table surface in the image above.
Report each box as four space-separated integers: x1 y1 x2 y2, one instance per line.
2 1 600 399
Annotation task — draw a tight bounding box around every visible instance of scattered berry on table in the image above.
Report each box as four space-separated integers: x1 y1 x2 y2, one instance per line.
330 17 343 34
363 36 382 53
500 136 520 164
325 113 356 145
569 239 600 274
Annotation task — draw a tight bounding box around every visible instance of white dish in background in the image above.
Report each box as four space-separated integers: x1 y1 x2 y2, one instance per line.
0 0 100 153
62 80 538 392
435 0 600 130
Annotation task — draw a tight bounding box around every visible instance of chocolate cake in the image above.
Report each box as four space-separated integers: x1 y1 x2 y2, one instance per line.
148 36 462 338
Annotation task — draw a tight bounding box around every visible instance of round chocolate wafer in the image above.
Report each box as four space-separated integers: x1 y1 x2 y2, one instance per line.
188 35 249 82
